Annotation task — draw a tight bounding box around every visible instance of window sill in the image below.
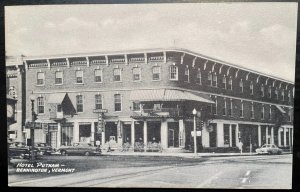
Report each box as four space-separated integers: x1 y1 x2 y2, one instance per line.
152 79 161 81
36 84 45 86
55 83 63 86
95 81 103 84
75 83 84 85
169 79 178 81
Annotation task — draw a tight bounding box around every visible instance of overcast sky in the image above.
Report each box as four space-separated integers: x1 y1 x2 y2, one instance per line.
5 3 298 82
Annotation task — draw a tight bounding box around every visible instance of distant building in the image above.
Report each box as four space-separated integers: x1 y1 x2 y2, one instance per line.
6 56 26 142
22 48 294 152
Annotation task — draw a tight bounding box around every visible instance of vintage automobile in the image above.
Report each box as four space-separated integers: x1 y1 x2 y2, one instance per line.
255 144 283 155
8 142 41 159
58 142 101 156
35 142 54 155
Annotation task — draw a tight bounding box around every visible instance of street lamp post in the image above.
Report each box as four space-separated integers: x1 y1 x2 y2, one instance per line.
192 108 197 157
30 96 36 160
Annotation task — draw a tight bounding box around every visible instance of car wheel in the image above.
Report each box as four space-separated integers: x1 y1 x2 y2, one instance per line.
84 151 90 156
61 150 67 156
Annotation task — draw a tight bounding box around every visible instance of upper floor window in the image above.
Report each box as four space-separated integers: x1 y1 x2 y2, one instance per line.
251 102 254 119
184 67 189 82
212 73 217 87
170 66 178 80
133 102 141 111
94 69 102 83
75 70 83 84
281 89 285 101
152 66 161 81
113 68 121 82
211 95 217 115
208 72 212 86
114 94 122 112
223 98 227 116
239 79 244 93
37 72 45 85
95 94 102 109
269 105 272 120
196 69 202 85
275 88 279 100
261 105 265 120
76 95 83 113
288 90 291 102
228 77 233 90
228 99 233 117
222 76 227 89
132 67 141 81
240 101 244 118
268 86 271 98
55 71 63 85
37 96 44 114
250 81 254 95
260 84 264 97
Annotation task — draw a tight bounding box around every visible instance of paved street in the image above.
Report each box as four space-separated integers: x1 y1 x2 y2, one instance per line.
8 154 292 189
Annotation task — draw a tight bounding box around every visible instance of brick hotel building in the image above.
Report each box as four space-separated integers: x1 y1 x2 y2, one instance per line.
22 48 294 152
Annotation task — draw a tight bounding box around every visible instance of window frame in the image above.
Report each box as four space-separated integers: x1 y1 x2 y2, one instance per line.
75 70 84 84
94 69 103 83
240 101 244 118
36 72 45 86
114 94 122 112
261 105 265 120
239 79 244 93
184 67 190 82
251 102 254 119
76 95 84 113
228 77 233 90
222 76 227 89
169 65 178 81
95 94 103 110
132 67 141 81
261 84 264 97
37 96 44 114
132 102 141 112
212 72 217 87
223 98 227 116
113 68 122 82
196 68 202 85
250 81 254 95
55 71 63 85
152 66 161 81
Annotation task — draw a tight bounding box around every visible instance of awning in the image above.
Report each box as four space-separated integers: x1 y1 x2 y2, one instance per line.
48 93 67 104
130 89 214 104
275 105 286 114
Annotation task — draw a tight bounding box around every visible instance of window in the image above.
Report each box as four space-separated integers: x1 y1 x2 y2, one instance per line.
261 84 264 97
113 68 121 82
223 99 227 116
281 89 285 101
75 70 83 83
223 124 230 145
288 90 291 102
240 101 244 118
228 99 232 117
269 105 272 120
133 102 141 111
212 73 217 87
261 105 265 120
37 72 45 85
275 88 278 99
267 86 271 98
250 81 254 95
208 72 212 86
184 67 189 82
228 77 233 90
196 69 202 85
251 102 254 119
211 95 217 115
239 79 243 93
94 69 102 83
170 66 178 80
132 67 141 81
222 76 227 89
55 71 63 84
57 104 62 112
37 97 44 114
288 108 292 122
95 94 102 109
76 95 83 112
152 66 160 80
114 94 121 112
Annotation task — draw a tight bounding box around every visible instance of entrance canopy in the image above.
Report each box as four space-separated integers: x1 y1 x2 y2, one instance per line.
48 93 67 104
130 89 214 104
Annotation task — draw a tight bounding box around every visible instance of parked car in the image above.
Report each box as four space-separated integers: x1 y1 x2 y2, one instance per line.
255 144 283 155
59 142 101 156
8 142 41 159
35 142 54 155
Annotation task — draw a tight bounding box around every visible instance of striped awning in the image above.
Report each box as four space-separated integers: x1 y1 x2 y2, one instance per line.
48 93 67 104
275 105 286 114
130 89 214 104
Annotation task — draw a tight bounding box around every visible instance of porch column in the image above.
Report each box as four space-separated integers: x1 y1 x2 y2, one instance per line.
91 122 95 143
258 125 261 147
284 127 287 146
57 122 61 148
271 127 274 144
229 124 232 147
131 120 135 147
161 120 168 149
265 126 269 144
117 121 122 145
278 128 282 147
202 122 210 147
143 121 147 151
216 122 224 147
236 124 239 145
179 119 185 147
73 121 79 143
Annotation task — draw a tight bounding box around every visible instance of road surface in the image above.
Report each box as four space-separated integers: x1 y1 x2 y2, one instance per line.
8 154 292 189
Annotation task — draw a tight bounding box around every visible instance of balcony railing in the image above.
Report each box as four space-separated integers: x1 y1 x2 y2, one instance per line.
143 108 183 116
148 56 164 62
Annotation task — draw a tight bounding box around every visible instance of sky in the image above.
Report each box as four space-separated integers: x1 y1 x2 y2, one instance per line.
5 3 298 82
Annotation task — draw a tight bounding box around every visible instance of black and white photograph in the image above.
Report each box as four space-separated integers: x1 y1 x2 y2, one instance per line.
5 2 297 189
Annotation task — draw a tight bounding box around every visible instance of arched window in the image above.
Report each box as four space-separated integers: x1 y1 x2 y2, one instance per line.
250 81 254 95
228 77 233 90
222 76 226 89
239 79 243 93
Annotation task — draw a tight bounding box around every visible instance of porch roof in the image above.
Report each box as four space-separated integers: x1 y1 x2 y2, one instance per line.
129 89 214 104
48 93 67 104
